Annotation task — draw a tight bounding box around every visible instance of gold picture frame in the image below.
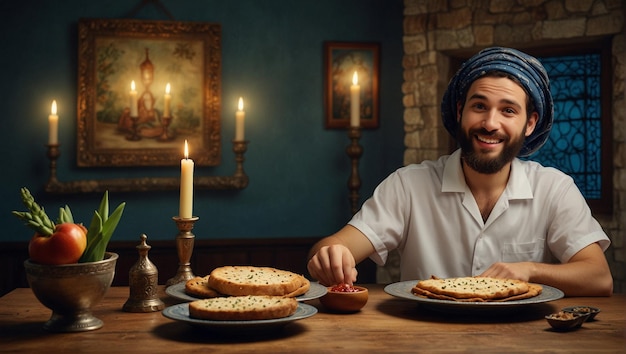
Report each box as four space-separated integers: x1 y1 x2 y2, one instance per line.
324 42 380 129
77 18 222 167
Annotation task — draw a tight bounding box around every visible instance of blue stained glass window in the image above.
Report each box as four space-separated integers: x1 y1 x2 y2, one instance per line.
525 54 602 199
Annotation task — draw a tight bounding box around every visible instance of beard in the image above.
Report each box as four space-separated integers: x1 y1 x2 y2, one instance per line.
457 125 526 174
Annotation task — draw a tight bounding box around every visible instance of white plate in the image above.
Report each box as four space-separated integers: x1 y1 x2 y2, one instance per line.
165 281 327 302
162 302 317 329
384 280 564 313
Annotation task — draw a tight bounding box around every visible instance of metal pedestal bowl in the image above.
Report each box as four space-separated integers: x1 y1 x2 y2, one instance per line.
24 252 118 332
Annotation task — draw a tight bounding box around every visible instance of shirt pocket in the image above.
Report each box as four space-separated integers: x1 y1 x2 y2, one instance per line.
501 239 545 262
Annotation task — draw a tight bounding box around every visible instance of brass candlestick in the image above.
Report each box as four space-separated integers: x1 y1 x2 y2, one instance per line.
157 115 173 142
46 143 61 187
346 127 363 215
233 140 249 179
165 216 199 287
126 116 141 141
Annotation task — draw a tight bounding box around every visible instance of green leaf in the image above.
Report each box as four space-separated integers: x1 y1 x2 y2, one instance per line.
64 205 74 223
97 191 109 224
79 211 103 263
57 205 74 224
78 192 125 263
92 202 125 261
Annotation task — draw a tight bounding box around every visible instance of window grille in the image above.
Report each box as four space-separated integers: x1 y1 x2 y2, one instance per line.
526 54 602 199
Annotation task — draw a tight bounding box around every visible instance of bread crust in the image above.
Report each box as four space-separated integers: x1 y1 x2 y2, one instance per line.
184 275 221 298
188 295 298 321
208 266 310 297
412 276 538 302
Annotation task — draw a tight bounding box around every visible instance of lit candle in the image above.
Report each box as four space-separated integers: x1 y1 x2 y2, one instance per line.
235 97 245 141
48 100 59 145
350 71 360 127
164 83 171 117
179 140 194 218
129 81 138 117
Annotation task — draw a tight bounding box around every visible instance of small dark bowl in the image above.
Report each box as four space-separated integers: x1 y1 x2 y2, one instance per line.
545 311 588 331
319 285 368 313
562 306 601 321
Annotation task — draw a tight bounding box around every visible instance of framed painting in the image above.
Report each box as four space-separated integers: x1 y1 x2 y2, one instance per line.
77 18 222 167
324 42 380 129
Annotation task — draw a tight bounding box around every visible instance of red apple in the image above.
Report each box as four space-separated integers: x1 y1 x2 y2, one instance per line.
28 223 87 265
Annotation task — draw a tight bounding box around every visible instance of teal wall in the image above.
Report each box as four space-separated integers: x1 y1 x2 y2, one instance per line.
0 1 404 242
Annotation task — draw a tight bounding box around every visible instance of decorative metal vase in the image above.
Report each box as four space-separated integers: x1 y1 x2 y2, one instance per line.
23 252 118 332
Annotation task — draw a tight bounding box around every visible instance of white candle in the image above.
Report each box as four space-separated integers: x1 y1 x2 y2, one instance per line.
235 97 245 141
48 100 59 145
179 140 194 218
164 83 171 117
129 81 138 117
350 71 360 127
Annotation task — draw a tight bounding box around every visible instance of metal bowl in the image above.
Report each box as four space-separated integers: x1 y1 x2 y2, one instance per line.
23 252 118 332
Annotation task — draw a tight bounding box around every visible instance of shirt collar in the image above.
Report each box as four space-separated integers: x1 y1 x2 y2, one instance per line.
442 149 534 200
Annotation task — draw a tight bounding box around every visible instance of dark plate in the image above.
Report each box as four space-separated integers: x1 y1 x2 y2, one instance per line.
384 280 564 314
162 302 317 330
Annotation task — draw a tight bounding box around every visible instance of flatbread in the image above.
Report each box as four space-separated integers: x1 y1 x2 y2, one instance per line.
189 295 298 321
184 275 221 298
207 266 311 297
411 276 541 302
492 283 542 302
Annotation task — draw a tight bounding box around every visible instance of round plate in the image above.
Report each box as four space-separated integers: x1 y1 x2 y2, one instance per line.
165 281 327 302
162 302 317 329
384 280 564 313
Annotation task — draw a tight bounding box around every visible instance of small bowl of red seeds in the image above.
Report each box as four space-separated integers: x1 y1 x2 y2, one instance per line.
319 284 368 313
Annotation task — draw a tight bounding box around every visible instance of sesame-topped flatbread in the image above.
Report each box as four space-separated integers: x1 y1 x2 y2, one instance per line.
188 295 298 321
411 276 540 302
207 266 310 297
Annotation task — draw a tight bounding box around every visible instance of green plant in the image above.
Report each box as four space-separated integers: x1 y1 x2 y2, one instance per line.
12 188 125 263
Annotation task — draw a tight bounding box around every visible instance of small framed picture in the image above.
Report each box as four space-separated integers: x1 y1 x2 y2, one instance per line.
324 42 380 129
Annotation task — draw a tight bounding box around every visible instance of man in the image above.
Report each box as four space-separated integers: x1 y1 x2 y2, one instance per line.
308 47 613 296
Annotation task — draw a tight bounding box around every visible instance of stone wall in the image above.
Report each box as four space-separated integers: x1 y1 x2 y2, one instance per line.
392 0 625 292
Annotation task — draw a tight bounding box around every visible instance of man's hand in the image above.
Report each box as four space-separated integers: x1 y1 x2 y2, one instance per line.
479 243 612 296
480 262 533 281
307 244 357 286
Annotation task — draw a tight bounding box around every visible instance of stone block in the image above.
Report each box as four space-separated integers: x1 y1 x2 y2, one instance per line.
542 18 586 38
564 0 594 12
403 34 427 55
436 7 472 30
403 148 419 165
434 29 461 50
404 107 422 126
404 131 421 149
404 14 428 35
586 11 624 36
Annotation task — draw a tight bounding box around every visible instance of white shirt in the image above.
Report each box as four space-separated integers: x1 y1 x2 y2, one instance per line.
349 149 610 281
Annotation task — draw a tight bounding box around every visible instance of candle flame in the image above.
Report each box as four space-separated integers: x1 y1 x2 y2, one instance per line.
352 71 358 85
238 97 244 111
51 100 57 115
131 80 136 91
184 140 189 159
166 83 171 94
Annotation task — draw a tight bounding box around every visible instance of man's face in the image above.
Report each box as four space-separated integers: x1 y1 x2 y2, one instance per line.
456 76 538 174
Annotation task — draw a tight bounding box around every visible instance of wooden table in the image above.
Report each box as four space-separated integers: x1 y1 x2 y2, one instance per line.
1 285 624 353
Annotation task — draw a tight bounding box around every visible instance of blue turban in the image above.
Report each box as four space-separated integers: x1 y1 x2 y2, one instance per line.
441 47 553 157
